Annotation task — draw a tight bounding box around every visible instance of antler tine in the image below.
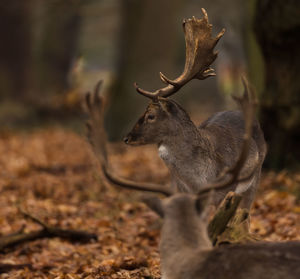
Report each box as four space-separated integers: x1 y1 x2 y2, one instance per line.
133 82 161 100
102 167 174 196
214 29 226 46
200 8 208 22
93 80 103 105
198 77 258 195
135 8 225 100
86 81 174 197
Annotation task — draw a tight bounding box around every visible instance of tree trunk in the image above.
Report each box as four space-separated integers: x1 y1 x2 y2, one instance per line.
35 0 82 103
254 0 300 169
0 0 33 101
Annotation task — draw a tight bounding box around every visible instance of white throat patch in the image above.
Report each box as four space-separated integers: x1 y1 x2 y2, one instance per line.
158 144 169 160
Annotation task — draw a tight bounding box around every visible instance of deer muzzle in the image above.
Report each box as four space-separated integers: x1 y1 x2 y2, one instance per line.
123 132 144 145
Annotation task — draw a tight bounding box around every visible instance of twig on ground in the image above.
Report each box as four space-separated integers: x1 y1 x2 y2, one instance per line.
0 208 98 252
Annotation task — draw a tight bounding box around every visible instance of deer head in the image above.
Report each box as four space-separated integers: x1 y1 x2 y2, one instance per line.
124 9 225 146
124 99 195 145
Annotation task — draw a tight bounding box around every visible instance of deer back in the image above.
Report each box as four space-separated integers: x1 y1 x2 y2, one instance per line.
199 110 266 171
198 110 266 208
193 241 300 279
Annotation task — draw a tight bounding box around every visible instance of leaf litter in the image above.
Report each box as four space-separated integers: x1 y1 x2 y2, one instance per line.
0 128 298 278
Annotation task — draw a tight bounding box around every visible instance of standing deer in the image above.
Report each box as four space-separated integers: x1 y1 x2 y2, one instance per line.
122 9 266 210
85 80 300 279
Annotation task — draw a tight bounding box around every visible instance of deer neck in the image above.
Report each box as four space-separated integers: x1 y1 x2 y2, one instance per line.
161 217 212 251
158 126 216 191
158 123 212 161
160 215 212 279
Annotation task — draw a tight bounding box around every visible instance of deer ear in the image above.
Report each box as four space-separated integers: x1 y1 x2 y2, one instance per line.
159 100 178 116
141 195 164 218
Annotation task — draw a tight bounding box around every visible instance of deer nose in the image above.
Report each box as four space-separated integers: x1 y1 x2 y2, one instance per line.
123 136 129 144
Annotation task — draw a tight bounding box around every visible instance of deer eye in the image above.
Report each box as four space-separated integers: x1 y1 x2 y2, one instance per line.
147 114 156 121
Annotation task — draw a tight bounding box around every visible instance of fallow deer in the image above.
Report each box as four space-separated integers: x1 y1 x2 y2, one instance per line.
85 80 300 279
122 9 266 210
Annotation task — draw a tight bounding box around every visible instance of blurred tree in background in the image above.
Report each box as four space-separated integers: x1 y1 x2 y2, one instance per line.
0 0 33 101
0 0 84 126
254 0 300 169
36 0 82 103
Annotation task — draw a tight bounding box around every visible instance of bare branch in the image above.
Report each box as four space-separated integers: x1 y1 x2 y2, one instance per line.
0 209 97 251
18 206 48 229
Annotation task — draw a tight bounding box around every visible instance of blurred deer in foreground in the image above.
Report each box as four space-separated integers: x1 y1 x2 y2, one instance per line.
122 9 266 210
85 81 300 279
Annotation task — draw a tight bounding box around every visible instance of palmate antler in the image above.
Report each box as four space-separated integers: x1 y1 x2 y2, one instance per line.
134 8 225 100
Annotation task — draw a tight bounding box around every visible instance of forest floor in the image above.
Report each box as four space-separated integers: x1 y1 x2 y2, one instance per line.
0 128 299 279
